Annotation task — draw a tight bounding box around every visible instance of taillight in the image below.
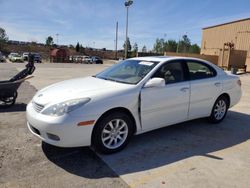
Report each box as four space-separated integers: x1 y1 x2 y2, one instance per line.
237 80 241 87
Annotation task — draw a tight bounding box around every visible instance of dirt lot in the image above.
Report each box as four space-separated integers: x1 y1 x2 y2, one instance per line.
0 62 250 188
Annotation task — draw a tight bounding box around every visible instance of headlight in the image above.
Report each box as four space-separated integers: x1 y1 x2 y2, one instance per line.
41 98 90 116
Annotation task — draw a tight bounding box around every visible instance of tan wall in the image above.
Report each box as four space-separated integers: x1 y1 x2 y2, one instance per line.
246 57 250 72
164 52 218 65
201 19 250 56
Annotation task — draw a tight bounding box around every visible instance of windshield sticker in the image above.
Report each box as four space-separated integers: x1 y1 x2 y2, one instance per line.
139 61 154 66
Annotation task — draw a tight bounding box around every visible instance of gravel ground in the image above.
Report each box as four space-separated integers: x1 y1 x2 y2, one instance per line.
0 66 128 188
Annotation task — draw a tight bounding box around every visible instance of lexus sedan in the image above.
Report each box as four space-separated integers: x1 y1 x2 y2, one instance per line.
26 56 242 153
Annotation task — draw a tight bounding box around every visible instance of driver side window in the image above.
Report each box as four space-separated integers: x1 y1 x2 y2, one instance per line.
152 61 184 84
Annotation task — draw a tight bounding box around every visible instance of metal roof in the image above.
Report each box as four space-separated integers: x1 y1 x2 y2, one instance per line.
202 18 250 30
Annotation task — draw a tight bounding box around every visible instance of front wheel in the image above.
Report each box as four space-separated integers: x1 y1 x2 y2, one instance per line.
209 96 229 123
92 112 134 154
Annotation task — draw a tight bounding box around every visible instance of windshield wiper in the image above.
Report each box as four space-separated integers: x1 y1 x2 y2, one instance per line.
98 77 130 84
108 78 129 84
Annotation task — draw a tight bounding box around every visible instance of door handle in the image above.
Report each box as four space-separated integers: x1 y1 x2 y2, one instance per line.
180 87 189 92
214 82 221 87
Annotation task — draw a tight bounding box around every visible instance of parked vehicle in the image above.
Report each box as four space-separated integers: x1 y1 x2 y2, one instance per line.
27 56 242 154
22 52 29 61
9 54 24 62
0 51 6 62
91 56 103 64
72 55 82 63
83 56 92 64
32 53 42 63
8 52 19 59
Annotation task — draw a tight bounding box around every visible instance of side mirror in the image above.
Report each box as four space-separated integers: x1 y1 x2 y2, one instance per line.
144 78 165 88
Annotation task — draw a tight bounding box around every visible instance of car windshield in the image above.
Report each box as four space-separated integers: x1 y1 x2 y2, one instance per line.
95 59 159 84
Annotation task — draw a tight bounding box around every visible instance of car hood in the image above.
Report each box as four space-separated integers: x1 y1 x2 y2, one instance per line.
33 76 134 105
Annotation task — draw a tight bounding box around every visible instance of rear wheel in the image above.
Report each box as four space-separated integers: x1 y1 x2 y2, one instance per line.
92 112 134 154
209 96 229 123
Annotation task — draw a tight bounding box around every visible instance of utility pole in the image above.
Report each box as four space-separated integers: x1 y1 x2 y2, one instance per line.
115 21 118 59
124 0 133 59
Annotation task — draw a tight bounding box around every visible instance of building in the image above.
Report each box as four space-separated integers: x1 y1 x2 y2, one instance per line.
201 18 250 71
201 18 250 56
50 48 69 63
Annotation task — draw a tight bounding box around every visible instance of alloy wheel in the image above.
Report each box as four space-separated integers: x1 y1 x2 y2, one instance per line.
101 119 128 149
214 99 227 120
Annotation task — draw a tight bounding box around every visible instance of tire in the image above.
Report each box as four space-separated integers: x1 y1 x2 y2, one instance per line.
96 60 103 64
0 91 17 107
209 96 229 123
92 112 134 154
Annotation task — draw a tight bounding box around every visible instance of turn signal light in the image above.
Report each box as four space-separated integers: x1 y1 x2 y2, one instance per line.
77 120 95 126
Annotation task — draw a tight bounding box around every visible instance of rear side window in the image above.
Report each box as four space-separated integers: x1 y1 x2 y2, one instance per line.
152 61 185 84
187 61 216 80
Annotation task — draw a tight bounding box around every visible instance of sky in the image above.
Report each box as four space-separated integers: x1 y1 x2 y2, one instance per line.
0 0 250 51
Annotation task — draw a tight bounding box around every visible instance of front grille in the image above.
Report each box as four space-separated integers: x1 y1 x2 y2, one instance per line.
32 102 44 113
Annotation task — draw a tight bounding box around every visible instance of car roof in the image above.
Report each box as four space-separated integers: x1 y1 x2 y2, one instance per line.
131 56 224 75
130 56 212 63
130 56 173 62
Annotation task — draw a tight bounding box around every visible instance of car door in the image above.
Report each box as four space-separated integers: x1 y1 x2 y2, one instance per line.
140 60 190 131
186 60 222 119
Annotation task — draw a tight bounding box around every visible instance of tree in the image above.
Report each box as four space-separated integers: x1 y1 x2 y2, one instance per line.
153 38 160 53
132 42 138 52
142 45 147 53
0 27 8 50
177 35 191 53
45 36 53 46
189 44 201 54
123 37 132 52
79 44 85 53
76 42 80 52
132 42 138 57
153 38 164 53
164 39 178 52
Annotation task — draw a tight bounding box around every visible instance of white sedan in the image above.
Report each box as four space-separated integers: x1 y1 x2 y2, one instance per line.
26 56 242 153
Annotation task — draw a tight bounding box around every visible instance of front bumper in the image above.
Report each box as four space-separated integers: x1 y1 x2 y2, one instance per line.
26 102 97 147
